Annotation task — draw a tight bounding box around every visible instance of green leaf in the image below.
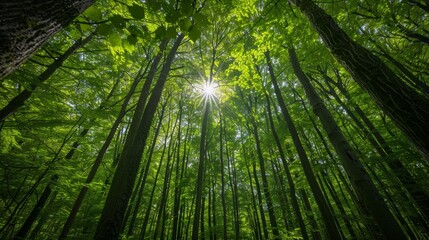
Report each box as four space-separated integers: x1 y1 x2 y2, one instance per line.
127 25 144 38
180 0 193 17
98 23 113 37
84 6 103 21
166 27 177 39
128 4 145 20
110 15 127 29
193 13 210 26
188 27 201 42
165 10 181 23
108 32 122 47
179 18 192 32
79 23 91 32
154 26 166 39
127 34 138 45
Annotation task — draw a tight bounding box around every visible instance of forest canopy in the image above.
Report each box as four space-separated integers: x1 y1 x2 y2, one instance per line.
1 0 429 239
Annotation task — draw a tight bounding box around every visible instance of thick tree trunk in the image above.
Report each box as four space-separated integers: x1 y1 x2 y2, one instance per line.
323 70 429 226
94 34 183 240
288 47 407 239
0 0 93 79
125 99 167 236
289 0 429 160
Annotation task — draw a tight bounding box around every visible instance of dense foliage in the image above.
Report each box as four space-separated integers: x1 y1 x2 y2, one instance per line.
1 0 429 239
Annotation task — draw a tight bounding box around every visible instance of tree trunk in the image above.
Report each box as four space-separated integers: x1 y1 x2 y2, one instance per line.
0 0 93 79
191 102 210 240
13 175 58 240
288 47 407 239
245 152 263 240
0 34 93 122
300 189 322 240
94 34 183 240
219 112 228 240
325 70 429 226
265 51 342 239
265 94 309 240
139 132 169 239
251 121 280 239
288 0 429 160
58 65 145 239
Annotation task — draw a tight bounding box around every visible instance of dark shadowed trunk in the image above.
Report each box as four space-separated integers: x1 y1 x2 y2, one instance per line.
94 34 183 240
0 0 93 79
288 0 429 160
288 47 407 239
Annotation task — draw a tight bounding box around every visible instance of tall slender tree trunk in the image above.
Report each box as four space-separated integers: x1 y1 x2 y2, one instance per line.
245 154 263 240
265 94 309 240
27 190 58 240
265 51 342 239
288 47 407 239
153 109 177 240
94 34 183 240
251 156 270 239
288 0 429 160
300 189 322 240
192 102 210 240
139 132 169 239
172 102 191 240
251 121 280 239
219 112 228 240
125 97 168 236
321 171 357 239
13 123 88 239
0 0 93 79
13 175 58 240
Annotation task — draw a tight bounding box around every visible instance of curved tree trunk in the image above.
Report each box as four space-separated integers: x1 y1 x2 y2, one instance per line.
0 0 93 79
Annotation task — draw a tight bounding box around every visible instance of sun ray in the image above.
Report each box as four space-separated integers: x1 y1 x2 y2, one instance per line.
196 80 219 106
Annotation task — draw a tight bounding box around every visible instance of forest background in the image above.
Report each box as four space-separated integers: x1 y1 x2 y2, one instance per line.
1 0 429 239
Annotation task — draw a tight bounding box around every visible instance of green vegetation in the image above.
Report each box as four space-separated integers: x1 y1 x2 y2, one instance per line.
1 0 429 239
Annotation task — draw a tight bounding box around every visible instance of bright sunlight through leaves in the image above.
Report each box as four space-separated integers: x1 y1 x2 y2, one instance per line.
197 80 219 105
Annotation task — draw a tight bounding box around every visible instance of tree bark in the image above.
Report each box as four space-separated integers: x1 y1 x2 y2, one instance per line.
0 0 93 79
289 0 429 160
324 70 429 226
265 94 309 240
94 34 183 240
191 102 210 240
0 34 93 122
288 47 407 239
265 51 342 239
13 175 58 240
